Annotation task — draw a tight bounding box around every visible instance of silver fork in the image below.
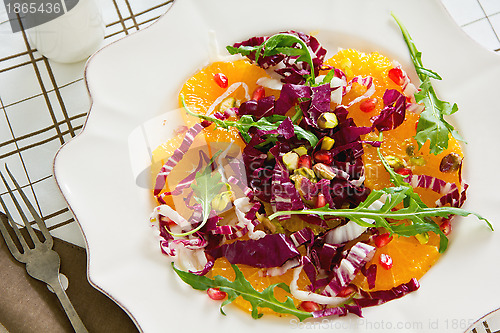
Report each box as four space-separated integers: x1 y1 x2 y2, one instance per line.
0 166 88 333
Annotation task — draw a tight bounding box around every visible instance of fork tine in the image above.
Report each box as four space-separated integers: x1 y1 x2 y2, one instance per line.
0 202 28 260
4 166 53 248
0 169 42 247
0 176 32 253
4 166 52 247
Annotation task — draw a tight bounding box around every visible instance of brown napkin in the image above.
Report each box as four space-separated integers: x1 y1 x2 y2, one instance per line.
0 227 139 333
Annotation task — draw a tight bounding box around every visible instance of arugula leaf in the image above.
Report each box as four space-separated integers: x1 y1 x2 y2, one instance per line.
171 263 313 321
181 95 319 146
168 153 223 237
392 13 464 155
269 147 492 253
227 33 316 84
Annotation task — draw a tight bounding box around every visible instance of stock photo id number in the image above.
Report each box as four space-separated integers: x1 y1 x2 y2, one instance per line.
4 0 79 32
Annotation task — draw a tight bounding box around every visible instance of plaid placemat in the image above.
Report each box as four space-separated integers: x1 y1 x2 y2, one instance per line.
0 0 173 248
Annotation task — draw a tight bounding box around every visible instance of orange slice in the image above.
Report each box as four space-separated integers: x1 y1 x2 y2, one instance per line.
210 258 310 316
352 234 440 291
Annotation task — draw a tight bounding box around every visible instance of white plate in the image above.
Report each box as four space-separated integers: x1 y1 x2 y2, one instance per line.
53 0 500 332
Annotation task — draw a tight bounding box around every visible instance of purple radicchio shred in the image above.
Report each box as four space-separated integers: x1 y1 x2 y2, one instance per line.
322 242 376 297
290 228 315 247
355 278 420 308
277 117 295 139
162 150 210 197
237 95 276 119
231 36 283 69
403 174 468 208
300 255 318 288
232 31 327 85
189 259 214 276
316 242 343 272
274 83 312 115
312 304 363 318
371 89 407 131
242 145 270 201
361 264 378 290
302 84 332 128
332 117 372 147
207 233 300 268
154 122 207 198
330 178 371 209
271 159 305 219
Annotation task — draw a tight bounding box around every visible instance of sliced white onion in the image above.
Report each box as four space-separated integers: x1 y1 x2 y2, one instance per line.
206 82 250 115
290 266 350 306
256 77 283 91
234 197 265 240
325 198 386 244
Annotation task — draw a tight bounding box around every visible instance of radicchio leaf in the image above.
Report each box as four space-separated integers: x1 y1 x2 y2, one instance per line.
371 89 407 131
207 233 300 268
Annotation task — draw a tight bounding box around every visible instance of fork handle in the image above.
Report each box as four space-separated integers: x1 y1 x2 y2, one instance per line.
48 278 89 333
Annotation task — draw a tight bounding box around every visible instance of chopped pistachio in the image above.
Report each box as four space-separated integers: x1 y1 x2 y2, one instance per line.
293 146 308 156
283 151 299 171
313 163 337 180
385 155 407 170
415 233 429 244
321 137 335 151
293 167 317 182
439 153 462 173
317 113 339 129
218 97 237 112
256 213 282 233
211 191 233 211
405 144 416 156
290 175 314 206
409 156 426 166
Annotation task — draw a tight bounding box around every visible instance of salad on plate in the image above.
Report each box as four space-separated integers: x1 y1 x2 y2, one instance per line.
149 15 492 320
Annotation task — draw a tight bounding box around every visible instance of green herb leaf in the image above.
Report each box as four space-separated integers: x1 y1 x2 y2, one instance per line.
168 152 223 237
227 33 316 84
181 95 319 146
171 263 313 321
392 13 464 155
269 146 492 253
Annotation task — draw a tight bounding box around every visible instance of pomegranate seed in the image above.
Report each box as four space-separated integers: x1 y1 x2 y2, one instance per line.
379 253 393 270
440 218 452 236
201 120 212 128
313 150 333 165
396 168 411 176
252 86 265 101
207 288 227 300
315 192 327 208
297 155 312 169
388 67 405 86
374 233 393 248
415 120 419 132
300 301 321 312
338 284 356 297
214 73 229 88
359 98 378 113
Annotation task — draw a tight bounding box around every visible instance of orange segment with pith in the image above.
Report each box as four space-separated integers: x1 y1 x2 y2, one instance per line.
210 258 310 316
179 59 277 149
